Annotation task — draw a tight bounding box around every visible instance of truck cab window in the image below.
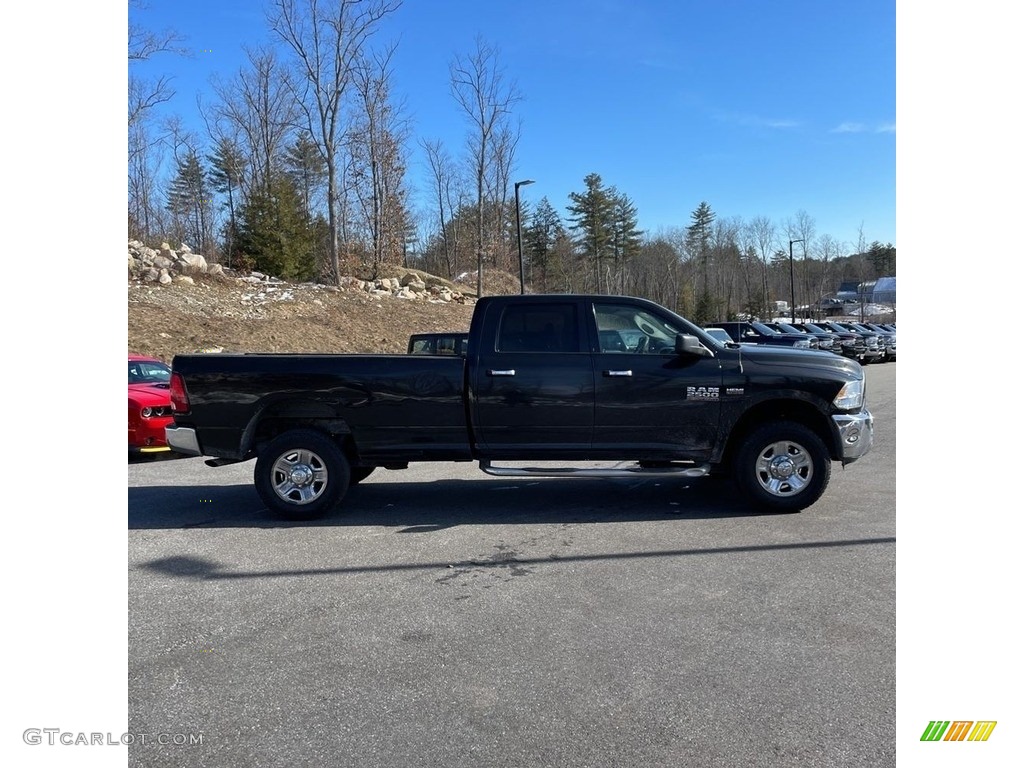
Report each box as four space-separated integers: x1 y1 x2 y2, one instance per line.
594 302 683 354
497 304 579 353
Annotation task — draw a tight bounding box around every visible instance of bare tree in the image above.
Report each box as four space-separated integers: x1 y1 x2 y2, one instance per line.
744 216 776 314
268 0 402 286
128 0 187 240
814 233 846 315
711 216 742 318
783 210 817 316
128 1 186 129
348 44 410 277
210 47 298 198
420 138 465 278
449 36 522 296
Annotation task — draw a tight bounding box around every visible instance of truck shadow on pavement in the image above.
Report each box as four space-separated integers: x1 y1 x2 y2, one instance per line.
139 534 897 582
128 475 790 530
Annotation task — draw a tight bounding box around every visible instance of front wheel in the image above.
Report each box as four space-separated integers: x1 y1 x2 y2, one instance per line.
254 429 351 520
732 421 830 511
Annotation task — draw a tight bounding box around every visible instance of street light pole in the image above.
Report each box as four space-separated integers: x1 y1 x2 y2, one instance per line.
789 239 804 323
514 179 535 294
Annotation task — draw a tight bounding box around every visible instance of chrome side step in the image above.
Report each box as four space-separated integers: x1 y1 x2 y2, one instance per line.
479 460 710 479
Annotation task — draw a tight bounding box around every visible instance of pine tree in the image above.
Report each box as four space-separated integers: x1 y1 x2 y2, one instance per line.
867 241 896 276
609 191 643 294
523 197 565 292
208 137 246 267
284 132 326 220
566 173 615 293
165 151 212 254
236 171 318 281
686 201 716 296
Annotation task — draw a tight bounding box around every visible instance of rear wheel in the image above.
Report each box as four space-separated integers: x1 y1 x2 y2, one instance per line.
254 429 350 520
732 421 830 511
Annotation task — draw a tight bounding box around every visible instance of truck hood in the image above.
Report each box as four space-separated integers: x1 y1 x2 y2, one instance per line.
721 343 863 379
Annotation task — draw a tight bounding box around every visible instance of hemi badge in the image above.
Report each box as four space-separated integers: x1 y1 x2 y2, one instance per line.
725 387 744 396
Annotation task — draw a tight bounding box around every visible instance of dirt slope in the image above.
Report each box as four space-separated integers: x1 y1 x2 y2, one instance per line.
128 273 479 363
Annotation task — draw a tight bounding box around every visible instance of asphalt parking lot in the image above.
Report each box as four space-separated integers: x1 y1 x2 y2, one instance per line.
128 363 895 768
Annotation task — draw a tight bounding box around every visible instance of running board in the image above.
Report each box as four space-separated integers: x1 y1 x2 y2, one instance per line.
479 460 710 479
205 457 244 467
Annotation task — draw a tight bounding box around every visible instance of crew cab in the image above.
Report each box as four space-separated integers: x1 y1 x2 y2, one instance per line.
167 295 873 519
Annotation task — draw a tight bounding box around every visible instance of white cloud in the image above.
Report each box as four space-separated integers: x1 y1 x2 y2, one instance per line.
713 110 800 129
832 121 896 134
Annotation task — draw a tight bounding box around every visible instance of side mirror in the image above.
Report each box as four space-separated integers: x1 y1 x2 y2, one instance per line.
675 333 713 358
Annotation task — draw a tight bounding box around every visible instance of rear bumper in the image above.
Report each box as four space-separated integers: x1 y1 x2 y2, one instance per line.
833 409 873 464
165 425 202 456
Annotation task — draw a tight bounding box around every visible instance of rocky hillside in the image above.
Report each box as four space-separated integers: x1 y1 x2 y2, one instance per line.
127 240 495 363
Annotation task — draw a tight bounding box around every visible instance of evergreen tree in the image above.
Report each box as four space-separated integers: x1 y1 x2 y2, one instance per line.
685 201 716 295
207 137 246 267
165 151 212 254
236 171 318 280
609 191 643 293
566 173 615 293
867 241 896 276
523 196 565 292
284 131 326 220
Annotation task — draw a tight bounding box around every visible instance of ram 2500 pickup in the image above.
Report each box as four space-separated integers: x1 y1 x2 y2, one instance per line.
166 294 874 519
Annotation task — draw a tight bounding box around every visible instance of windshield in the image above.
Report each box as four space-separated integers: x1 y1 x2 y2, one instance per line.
704 328 732 344
129 360 170 384
751 321 781 335
774 322 804 335
802 323 829 334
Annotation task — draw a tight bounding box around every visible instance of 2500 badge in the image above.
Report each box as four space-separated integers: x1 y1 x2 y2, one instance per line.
686 386 719 401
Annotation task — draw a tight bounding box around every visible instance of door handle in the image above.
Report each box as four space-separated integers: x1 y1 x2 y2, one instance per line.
487 369 516 377
603 370 633 377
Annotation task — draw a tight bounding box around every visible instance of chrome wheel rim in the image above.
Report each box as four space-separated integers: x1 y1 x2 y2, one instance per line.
754 439 813 497
270 448 329 505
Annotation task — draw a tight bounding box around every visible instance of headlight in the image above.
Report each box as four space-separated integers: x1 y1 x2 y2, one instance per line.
833 379 865 410
141 407 153 418
794 339 811 348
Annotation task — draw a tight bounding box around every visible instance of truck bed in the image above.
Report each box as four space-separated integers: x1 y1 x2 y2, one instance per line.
170 353 470 462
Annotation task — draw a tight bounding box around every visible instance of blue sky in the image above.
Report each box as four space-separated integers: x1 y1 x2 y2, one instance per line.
130 0 896 251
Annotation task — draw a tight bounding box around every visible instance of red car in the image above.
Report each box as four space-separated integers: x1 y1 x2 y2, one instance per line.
128 355 175 454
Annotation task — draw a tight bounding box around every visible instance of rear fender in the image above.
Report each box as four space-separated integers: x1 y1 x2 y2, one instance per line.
241 398 352 458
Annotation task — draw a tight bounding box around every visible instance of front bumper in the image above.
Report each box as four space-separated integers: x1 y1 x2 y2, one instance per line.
165 425 202 456
832 409 873 464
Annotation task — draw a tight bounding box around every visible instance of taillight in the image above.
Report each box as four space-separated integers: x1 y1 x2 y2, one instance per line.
170 372 190 414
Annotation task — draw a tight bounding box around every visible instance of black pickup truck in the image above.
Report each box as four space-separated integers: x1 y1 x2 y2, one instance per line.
167 294 873 519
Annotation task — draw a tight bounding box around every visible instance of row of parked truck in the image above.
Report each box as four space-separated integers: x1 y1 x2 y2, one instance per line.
704 320 896 364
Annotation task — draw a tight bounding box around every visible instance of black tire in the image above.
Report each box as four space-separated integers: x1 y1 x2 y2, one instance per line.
254 429 350 520
732 421 830 512
349 466 375 484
